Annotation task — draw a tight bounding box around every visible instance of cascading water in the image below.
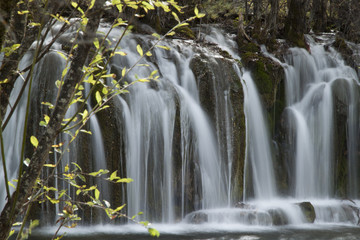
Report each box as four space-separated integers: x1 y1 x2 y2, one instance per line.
283 36 360 200
2 22 360 239
106 27 231 222
202 27 277 201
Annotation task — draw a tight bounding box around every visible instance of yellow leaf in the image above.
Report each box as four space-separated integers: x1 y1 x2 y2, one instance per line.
172 12 180 23
82 109 88 119
114 204 126 212
166 31 176 36
194 6 199 17
89 0 95 9
109 170 118 181
121 67 126 77
17 10 29 15
30 136 39 148
156 45 170 50
136 44 143 56
44 114 50 124
95 91 101 104
94 38 100 49
114 51 127 56
44 164 56 167
95 189 100 200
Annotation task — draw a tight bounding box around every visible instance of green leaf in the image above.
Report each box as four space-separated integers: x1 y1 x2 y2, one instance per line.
89 169 109 176
44 114 50 124
95 91 101 104
109 170 119 181
89 0 95 9
114 51 127 56
155 45 170 50
57 51 68 60
94 38 100 49
8 229 15 239
44 164 56 167
138 79 150 83
85 74 96 85
71 1 84 14
80 129 92 135
30 136 39 148
17 10 30 15
29 22 41 27
121 67 127 77
136 44 143 56
116 178 134 183
94 189 100 200
8 181 16 189
46 195 60 204
114 204 126 212
72 162 83 172
150 70 158 77
173 22 189 30
148 228 160 237
152 33 161 39
194 6 199 16
30 219 39 229
0 79 9 84
172 12 180 23
82 109 88 119
44 186 57 191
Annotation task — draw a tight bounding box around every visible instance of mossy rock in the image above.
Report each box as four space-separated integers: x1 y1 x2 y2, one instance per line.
333 36 353 56
297 202 316 223
269 209 289 226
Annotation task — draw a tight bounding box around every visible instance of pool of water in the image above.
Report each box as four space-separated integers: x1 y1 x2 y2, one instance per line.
27 223 360 240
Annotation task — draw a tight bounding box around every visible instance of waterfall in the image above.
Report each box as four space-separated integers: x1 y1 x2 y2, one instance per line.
107 28 230 222
203 27 277 200
2 23 360 230
283 37 360 199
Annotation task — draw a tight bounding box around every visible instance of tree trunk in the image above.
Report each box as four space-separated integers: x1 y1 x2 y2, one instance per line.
268 0 279 37
253 0 262 37
0 1 105 239
0 0 17 48
312 0 327 32
285 0 308 47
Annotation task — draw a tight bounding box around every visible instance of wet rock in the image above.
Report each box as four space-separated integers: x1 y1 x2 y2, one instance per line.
297 201 316 223
268 209 289 226
186 211 208 224
235 202 253 209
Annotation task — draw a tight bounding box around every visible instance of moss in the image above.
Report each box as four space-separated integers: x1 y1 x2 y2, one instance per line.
239 42 260 54
202 0 241 22
177 26 196 39
287 29 306 48
333 36 353 56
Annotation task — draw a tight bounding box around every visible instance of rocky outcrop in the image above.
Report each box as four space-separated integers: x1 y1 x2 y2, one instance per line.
190 47 246 203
